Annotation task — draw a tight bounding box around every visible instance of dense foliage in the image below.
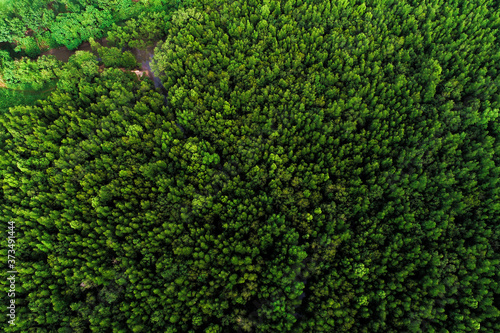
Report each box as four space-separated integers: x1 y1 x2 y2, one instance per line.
90 37 139 69
50 6 115 50
1 52 174 331
0 52 59 113
106 10 171 49
0 88 54 114
1 55 61 90
1 0 499 332
0 0 178 56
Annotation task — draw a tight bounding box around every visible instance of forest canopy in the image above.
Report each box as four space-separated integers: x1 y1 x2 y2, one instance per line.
0 0 180 56
1 0 499 332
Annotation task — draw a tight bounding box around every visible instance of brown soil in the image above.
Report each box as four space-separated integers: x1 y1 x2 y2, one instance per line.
0 73 6 88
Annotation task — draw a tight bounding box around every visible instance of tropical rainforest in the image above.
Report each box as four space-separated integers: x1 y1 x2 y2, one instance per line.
1 0 499 332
